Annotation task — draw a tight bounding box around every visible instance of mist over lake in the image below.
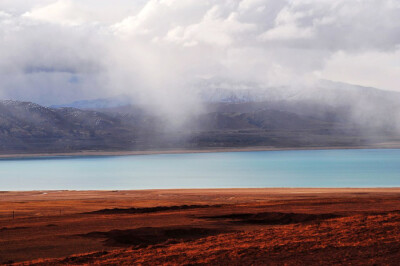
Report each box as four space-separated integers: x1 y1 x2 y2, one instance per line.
1 149 399 191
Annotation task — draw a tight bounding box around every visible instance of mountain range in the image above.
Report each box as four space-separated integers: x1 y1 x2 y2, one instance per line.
1 81 400 154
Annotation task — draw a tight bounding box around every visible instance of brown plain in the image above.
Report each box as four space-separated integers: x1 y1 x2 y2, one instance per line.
1 188 400 265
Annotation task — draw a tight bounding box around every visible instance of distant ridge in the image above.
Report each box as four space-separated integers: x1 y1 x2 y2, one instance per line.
52 80 400 109
51 95 132 109
195 79 400 104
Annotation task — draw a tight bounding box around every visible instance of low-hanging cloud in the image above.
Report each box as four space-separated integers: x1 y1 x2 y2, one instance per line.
1 0 400 111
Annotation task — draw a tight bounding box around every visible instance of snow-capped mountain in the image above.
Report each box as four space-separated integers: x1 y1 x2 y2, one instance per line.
195 79 400 106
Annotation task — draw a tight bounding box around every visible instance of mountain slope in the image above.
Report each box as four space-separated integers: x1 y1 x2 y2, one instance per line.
0 100 136 153
0 97 399 154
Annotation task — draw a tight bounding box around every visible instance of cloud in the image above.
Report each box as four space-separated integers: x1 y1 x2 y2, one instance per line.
164 7 256 47
259 5 314 41
22 0 89 26
319 50 400 92
260 24 314 41
0 0 400 109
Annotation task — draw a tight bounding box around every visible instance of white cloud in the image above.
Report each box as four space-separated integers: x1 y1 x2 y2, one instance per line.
0 11 11 19
260 24 313 41
0 0 400 108
259 6 314 41
319 50 400 92
165 8 256 47
238 0 266 11
23 0 88 26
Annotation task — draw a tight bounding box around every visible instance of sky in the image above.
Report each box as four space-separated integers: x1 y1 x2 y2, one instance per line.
0 0 400 106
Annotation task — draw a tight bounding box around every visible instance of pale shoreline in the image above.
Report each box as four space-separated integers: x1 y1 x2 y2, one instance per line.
3 187 400 195
1 143 400 159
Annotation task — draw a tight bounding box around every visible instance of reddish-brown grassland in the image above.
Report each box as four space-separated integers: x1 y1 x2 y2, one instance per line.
1 188 400 265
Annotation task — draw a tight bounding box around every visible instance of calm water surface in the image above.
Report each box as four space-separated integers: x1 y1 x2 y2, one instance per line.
0 149 400 190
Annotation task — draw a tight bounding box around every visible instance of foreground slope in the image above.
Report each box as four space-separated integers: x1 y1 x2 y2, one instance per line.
28 213 400 265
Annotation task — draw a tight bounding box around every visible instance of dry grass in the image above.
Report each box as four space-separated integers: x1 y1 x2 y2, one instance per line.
1 188 400 265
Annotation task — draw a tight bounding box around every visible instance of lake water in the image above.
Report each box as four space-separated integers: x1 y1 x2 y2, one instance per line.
1 149 400 190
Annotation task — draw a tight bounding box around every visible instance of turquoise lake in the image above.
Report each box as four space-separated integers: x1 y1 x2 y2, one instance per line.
1 149 400 190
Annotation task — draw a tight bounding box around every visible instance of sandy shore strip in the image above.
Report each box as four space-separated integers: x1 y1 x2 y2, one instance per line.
1 142 400 159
